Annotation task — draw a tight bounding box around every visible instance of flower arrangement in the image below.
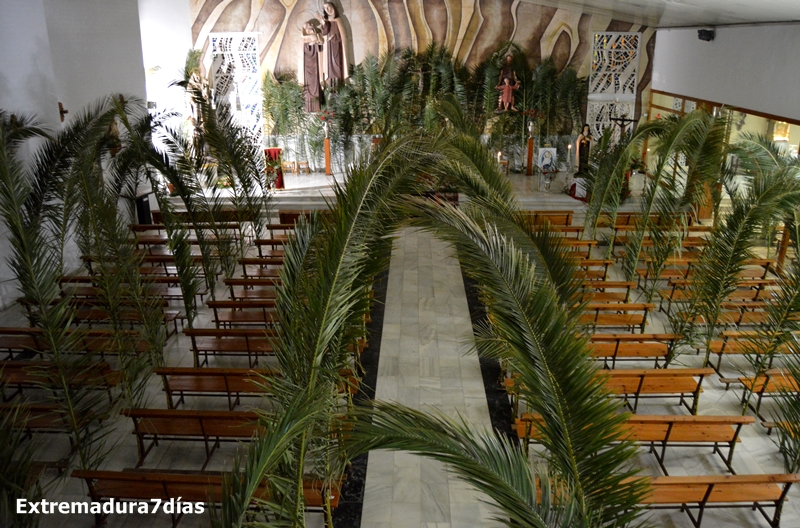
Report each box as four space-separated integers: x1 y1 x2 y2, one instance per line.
521 109 540 119
317 110 335 122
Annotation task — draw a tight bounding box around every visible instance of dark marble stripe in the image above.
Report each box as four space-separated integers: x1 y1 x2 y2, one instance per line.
459 266 517 444
332 269 389 527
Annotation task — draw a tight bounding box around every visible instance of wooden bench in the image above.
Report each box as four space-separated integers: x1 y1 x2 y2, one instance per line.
154 367 276 410
641 473 800 528
588 333 681 369
1 361 120 401
573 259 614 280
600 368 714 414
239 257 284 279
122 408 260 469
520 210 574 227
561 239 597 259
657 277 777 315
720 369 800 420
578 303 655 333
0 402 78 438
505 367 712 415
184 328 277 367
129 222 243 234
71 469 339 527
707 331 793 374
578 280 636 303
279 210 315 224
223 277 279 301
0 327 147 360
206 299 278 328
517 413 754 474
70 306 184 337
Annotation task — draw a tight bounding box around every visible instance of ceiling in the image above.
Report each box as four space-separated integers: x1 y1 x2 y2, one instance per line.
524 0 800 28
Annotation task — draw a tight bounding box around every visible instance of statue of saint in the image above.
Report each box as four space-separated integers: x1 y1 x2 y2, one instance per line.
300 21 323 112
575 124 592 174
495 77 519 111
317 2 349 88
497 54 519 110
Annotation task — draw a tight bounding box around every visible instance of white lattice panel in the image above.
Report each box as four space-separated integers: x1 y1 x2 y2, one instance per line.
587 101 635 140
587 32 640 138
209 33 263 145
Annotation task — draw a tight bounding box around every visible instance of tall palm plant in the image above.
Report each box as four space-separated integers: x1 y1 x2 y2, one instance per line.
621 110 728 300
582 125 656 245
0 110 122 471
392 197 646 527
673 158 800 371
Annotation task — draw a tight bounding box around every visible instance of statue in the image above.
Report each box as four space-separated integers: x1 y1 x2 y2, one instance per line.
496 76 519 112
497 54 519 111
317 2 349 88
300 21 323 112
575 124 591 174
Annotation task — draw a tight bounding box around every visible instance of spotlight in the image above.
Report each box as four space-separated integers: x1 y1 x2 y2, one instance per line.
698 29 715 42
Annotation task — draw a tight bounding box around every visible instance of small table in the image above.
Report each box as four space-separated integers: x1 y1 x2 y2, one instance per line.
499 160 509 176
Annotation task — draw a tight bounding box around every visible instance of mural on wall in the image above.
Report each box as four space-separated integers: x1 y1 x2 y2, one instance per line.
190 0 656 120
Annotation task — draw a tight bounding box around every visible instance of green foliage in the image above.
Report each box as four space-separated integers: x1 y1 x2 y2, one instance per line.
621 110 728 299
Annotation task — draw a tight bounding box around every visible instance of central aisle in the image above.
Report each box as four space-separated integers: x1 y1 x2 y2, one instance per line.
359 228 501 528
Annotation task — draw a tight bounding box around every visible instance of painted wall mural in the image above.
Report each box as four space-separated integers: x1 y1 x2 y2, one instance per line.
190 0 656 119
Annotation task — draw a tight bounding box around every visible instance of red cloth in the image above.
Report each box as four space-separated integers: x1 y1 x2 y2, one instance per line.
265 148 284 190
496 82 519 104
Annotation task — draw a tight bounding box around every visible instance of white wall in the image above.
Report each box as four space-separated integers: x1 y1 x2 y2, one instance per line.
0 0 60 126
42 0 147 114
138 0 193 114
652 24 800 121
0 0 149 309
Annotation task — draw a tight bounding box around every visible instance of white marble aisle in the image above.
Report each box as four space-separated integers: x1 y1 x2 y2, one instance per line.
360 228 502 528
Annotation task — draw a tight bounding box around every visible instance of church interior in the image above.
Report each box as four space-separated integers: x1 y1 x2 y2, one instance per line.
3 1 800 527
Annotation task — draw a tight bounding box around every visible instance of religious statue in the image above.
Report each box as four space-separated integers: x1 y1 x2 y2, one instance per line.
575 124 592 174
317 2 349 88
496 77 519 112
497 54 519 111
300 21 323 112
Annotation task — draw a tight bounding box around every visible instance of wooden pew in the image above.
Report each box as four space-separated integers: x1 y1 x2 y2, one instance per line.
71 469 340 527
600 368 714 414
641 473 800 528
516 413 755 474
505 368 713 415
154 367 276 410
184 328 276 367
0 327 147 360
707 331 793 375
520 210 574 227
0 402 78 438
223 277 279 301
579 281 636 303
1 361 120 401
573 259 614 281
588 333 681 369
579 302 655 333
239 257 283 279
122 408 260 469
720 369 800 420
206 299 278 328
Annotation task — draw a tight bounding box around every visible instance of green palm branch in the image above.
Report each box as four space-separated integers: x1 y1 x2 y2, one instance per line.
621 110 727 297
673 162 800 369
347 402 602 528
397 197 646 526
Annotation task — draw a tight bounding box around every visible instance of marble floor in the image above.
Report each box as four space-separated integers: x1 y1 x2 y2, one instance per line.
6 182 800 527
359 228 503 528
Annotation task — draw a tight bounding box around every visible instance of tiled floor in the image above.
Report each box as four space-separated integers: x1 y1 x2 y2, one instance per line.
7 180 800 527
359 228 502 528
